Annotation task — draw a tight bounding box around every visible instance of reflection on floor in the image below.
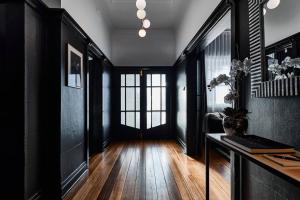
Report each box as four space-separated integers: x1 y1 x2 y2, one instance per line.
64 140 230 200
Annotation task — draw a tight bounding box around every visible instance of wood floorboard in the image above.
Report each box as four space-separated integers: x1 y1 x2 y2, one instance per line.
64 140 230 200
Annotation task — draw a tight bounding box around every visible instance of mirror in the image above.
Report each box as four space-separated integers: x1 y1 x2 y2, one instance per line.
263 0 300 81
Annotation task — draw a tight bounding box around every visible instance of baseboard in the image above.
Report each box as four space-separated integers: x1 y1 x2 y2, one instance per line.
28 191 42 200
177 136 187 153
62 169 88 200
61 162 88 197
103 137 111 150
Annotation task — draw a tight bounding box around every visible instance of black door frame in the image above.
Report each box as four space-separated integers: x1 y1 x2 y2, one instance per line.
112 67 174 140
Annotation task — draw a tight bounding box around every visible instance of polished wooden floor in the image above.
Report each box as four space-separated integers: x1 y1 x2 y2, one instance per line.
65 140 230 200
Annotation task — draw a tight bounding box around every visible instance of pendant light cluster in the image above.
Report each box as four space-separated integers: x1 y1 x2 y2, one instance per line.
136 0 151 38
263 0 280 15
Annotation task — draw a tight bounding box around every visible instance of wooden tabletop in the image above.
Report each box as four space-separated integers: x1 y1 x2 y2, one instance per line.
207 133 300 186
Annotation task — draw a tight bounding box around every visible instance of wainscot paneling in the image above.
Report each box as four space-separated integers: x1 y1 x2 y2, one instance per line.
46 9 90 198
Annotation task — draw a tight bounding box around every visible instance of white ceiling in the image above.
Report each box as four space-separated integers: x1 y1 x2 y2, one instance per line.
96 0 188 29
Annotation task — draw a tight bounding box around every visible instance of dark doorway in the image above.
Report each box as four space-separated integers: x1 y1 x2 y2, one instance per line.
113 68 172 140
87 53 103 156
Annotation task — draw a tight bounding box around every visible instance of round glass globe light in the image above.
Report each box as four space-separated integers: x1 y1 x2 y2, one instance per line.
137 9 146 19
143 19 151 29
139 29 146 37
267 0 280 9
136 0 146 10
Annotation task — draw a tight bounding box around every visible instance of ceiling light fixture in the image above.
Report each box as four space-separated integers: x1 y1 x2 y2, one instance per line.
136 0 146 10
143 19 151 29
136 0 150 38
139 29 146 37
137 9 146 19
263 7 267 15
267 0 280 9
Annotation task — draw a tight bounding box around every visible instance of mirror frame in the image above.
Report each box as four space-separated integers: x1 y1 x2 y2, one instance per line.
249 0 300 98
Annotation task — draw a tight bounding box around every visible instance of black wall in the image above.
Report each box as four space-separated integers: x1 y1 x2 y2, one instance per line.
59 13 89 196
0 2 26 199
244 89 300 199
235 0 300 199
175 54 198 155
1 1 113 199
24 2 46 199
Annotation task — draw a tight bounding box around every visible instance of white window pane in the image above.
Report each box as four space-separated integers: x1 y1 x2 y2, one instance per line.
152 88 161 110
147 87 151 111
126 74 135 86
215 85 230 104
136 87 140 110
121 112 125 125
162 87 166 110
121 87 125 111
152 74 160 86
147 74 151 86
147 112 151 129
161 112 166 125
136 74 140 86
121 74 125 86
136 112 140 129
126 112 135 128
126 88 135 110
161 74 166 86
152 112 161 128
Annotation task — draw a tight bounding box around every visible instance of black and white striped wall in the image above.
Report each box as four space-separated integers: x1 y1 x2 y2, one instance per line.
248 0 300 97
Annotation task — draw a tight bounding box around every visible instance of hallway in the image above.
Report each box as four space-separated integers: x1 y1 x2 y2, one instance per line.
64 140 230 200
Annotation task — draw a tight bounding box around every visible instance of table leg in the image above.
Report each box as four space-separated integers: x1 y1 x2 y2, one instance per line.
205 136 210 200
230 151 241 200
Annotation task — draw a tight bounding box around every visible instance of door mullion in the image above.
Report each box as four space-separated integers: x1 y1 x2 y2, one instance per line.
140 71 147 133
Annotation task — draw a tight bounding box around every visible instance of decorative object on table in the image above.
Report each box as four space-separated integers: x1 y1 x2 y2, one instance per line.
207 57 252 105
268 56 300 80
221 135 295 154
222 107 249 136
264 154 300 167
67 44 83 89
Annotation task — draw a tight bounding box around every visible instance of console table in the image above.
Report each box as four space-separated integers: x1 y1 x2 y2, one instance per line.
205 133 300 200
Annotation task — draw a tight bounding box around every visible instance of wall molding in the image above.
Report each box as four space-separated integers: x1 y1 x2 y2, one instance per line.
177 136 187 153
103 137 111 150
28 191 42 200
173 0 234 66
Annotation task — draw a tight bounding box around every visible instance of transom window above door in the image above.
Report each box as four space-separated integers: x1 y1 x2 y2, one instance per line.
121 74 140 129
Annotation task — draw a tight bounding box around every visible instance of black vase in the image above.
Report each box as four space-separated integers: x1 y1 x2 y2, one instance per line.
222 116 248 136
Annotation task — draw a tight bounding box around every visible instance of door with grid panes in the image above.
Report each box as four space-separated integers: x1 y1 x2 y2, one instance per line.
119 69 170 139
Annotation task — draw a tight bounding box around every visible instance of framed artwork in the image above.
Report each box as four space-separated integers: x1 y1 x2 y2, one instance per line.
67 43 83 88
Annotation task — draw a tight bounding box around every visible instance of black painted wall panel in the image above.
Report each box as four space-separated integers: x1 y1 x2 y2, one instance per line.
24 3 45 199
0 2 25 199
244 77 300 199
88 58 103 155
60 18 88 190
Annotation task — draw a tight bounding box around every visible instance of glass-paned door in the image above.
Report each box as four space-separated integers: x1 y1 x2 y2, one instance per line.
146 74 167 129
120 74 140 129
118 69 170 139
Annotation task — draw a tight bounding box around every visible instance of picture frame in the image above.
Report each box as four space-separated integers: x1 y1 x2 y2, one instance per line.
67 43 83 88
